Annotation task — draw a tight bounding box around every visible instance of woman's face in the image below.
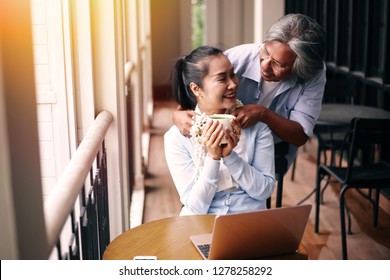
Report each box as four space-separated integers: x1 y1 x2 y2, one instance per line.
192 54 239 115
259 40 296 82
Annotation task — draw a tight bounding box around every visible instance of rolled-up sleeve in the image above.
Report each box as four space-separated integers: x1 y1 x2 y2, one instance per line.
289 70 326 138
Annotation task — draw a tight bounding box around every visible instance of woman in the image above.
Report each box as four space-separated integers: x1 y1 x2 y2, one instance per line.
164 46 275 215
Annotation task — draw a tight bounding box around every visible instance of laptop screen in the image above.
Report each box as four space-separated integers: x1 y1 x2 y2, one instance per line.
190 204 312 260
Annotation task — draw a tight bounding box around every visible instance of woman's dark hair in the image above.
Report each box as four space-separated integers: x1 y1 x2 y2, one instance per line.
171 46 224 110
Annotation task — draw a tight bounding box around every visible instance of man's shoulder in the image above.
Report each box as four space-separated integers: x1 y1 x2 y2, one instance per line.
224 43 260 62
225 43 259 51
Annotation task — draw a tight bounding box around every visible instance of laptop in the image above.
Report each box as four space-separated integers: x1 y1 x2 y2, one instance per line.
190 204 312 260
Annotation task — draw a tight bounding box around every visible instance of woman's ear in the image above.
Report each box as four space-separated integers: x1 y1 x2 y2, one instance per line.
189 82 200 97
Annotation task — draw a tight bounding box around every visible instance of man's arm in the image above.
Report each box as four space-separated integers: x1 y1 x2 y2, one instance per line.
233 104 309 147
172 106 198 137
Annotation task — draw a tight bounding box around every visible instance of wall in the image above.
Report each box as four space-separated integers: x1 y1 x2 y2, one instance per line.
0 0 48 259
150 0 284 101
31 0 72 201
150 0 183 100
254 0 284 44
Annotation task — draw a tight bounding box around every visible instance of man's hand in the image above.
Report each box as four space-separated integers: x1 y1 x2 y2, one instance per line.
172 109 198 137
232 104 265 129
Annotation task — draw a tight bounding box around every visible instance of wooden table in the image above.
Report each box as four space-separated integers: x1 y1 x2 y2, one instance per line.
103 215 308 260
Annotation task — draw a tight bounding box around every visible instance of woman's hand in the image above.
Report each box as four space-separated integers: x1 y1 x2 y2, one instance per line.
201 118 241 160
201 120 223 160
221 118 241 158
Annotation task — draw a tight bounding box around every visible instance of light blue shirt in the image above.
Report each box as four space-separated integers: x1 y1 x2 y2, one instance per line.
164 121 275 215
224 44 326 167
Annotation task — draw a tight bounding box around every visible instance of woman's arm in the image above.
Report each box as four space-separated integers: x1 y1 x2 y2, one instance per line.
164 126 220 214
223 123 276 201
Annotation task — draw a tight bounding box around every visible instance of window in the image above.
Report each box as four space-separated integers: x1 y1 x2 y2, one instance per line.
191 0 205 48
286 0 390 109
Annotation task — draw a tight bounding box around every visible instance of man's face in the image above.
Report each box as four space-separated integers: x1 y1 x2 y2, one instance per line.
259 41 296 82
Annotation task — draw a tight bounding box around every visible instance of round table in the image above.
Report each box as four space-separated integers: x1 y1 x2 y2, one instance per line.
103 215 308 260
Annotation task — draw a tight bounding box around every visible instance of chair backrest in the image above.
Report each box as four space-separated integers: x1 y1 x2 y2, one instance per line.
323 76 357 105
274 141 289 175
343 118 390 180
267 142 289 208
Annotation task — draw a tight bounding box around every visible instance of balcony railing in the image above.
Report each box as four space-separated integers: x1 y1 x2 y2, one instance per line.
44 111 113 259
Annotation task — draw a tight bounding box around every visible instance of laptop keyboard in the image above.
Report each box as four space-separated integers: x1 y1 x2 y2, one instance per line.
197 244 211 259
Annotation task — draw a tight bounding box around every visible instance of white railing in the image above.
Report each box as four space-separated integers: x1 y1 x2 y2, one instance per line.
44 110 113 257
124 61 134 88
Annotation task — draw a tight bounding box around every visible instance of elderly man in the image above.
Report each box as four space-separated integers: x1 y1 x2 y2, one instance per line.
173 13 326 168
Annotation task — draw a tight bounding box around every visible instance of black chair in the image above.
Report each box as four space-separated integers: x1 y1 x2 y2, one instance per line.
267 142 289 208
316 75 357 171
313 124 351 200
314 118 390 259
294 76 356 199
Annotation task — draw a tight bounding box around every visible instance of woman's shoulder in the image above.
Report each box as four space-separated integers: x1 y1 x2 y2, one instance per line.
164 125 194 148
164 125 184 140
248 121 271 132
242 121 272 141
